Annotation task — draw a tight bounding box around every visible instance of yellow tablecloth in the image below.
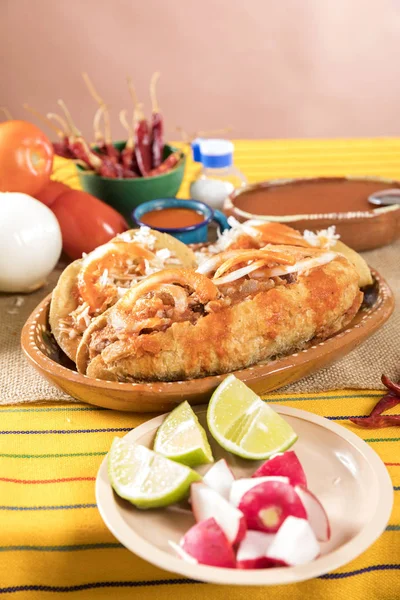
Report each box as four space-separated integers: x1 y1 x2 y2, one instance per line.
1 139 399 598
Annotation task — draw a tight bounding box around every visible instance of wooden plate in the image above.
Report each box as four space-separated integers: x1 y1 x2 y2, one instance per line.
95 405 393 584
224 177 400 251
20 268 394 412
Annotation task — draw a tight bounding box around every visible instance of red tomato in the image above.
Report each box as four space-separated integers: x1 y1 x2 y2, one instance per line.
51 190 129 259
0 120 53 196
35 181 71 207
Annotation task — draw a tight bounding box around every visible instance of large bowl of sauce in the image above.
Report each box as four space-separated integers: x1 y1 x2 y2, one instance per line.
224 177 400 251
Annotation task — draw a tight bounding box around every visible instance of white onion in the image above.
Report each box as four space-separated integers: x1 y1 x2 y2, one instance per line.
0 192 62 292
213 260 266 286
99 269 109 287
196 250 238 275
251 252 337 279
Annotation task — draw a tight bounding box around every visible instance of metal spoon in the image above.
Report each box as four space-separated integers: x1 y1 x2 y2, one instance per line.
368 189 400 206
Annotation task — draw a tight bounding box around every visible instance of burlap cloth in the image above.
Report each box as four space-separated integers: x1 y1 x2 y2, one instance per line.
0 242 399 404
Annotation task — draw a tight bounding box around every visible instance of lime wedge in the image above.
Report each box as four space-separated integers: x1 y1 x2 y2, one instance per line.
108 437 201 509
207 375 297 460
153 401 214 467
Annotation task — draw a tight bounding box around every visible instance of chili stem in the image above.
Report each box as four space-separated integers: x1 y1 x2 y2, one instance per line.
76 137 103 170
119 109 134 148
127 76 138 108
150 72 160 113
93 105 105 144
57 100 81 137
47 112 71 136
82 73 112 143
23 104 63 137
0 106 13 121
82 72 104 106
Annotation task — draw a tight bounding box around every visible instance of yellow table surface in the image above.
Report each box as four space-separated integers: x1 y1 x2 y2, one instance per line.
2 138 399 598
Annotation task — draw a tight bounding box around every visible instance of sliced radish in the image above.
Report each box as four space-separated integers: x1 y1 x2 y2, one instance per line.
169 540 198 564
238 480 307 533
236 530 276 569
294 485 331 542
252 452 307 488
178 517 236 568
265 516 320 566
191 482 246 545
229 476 289 507
203 459 235 501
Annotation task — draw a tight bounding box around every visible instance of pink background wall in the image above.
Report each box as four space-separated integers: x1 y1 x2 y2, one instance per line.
2 0 400 141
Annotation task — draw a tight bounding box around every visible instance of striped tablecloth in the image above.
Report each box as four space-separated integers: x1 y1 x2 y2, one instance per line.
2 138 399 598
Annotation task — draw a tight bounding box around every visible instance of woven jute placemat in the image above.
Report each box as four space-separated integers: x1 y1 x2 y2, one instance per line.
0 242 399 404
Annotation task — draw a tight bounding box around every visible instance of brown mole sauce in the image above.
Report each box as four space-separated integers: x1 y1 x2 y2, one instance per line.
233 178 400 216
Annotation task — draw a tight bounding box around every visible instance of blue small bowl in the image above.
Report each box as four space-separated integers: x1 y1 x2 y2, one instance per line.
132 198 230 244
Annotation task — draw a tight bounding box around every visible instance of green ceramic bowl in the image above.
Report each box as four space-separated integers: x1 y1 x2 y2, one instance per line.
76 142 186 225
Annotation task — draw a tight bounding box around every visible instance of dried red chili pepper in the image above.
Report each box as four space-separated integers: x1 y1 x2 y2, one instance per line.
349 415 400 428
47 112 75 158
382 374 400 396
23 104 74 159
150 72 164 169
127 77 152 175
349 374 400 429
147 150 182 177
119 109 139 177
370 393 400 417
58 99 126 178
92 105 107 153
134 103 152 176
122 169 138 179
99 159 124 178
102 113 119 164
70 138 103 171
56 100 101 169
83 73 119 164
119 109 133 168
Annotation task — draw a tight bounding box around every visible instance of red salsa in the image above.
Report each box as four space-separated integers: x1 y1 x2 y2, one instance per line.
141 207 205 229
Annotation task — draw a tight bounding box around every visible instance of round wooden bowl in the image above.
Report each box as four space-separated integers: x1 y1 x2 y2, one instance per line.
20 270 394 412
224 177 400 251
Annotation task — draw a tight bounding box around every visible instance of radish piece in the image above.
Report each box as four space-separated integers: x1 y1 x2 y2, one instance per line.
265 516 320 566
252 451 307 488
236 530 276 569
294 485 331 542
169 540 198 564
203 459 235 500
179 517 236 568
238 480 307 533
230 476 289 507
191 482 247 545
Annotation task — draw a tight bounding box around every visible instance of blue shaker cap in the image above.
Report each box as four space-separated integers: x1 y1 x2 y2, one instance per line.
191 138 203 163
199 139 233 168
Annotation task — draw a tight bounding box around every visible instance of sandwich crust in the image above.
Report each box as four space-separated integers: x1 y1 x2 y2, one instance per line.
76 251 362 382
49 229 197 362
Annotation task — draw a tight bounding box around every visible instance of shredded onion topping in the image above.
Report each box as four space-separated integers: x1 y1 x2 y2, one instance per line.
213 260 267 285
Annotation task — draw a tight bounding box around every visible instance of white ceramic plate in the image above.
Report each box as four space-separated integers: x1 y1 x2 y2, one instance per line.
96 405 393 585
